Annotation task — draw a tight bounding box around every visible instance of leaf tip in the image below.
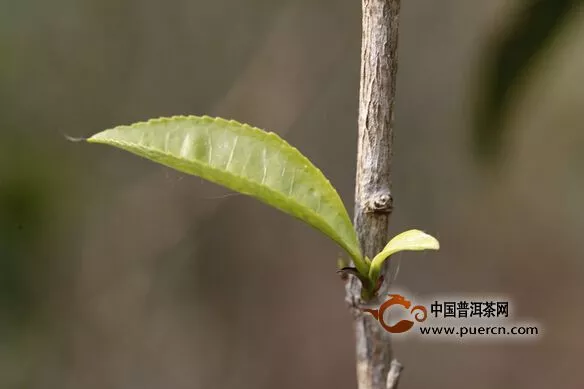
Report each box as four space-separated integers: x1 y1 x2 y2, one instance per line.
86 131 109 145
396 229 440 251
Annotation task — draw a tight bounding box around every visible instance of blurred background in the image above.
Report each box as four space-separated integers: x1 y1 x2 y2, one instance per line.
0 0 583 388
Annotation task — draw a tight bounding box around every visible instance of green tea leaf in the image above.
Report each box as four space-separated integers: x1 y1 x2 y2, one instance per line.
88 116 366 272
369 229 439 282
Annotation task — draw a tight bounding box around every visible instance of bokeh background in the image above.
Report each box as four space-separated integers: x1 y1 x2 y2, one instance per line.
1 0 583 388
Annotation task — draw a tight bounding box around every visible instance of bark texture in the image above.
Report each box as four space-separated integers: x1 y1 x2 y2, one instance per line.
345 0 401 388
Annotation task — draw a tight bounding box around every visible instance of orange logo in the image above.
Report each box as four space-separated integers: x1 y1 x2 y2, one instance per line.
362 294 427 333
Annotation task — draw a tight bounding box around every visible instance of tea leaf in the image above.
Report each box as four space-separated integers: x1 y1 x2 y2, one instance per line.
88 116 366 273
369 229 439 282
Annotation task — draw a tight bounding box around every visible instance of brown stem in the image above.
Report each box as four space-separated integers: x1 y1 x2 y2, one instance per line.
345 0 402 388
